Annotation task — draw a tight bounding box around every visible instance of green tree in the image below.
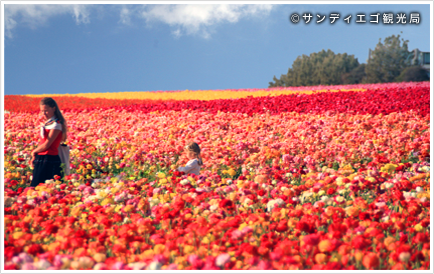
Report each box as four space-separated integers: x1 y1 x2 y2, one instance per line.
341 63 367 84
269 49 360 87
394 66 430 82
365 34 411 83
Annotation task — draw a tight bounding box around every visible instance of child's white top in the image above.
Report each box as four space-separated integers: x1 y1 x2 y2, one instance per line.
178 159 201 175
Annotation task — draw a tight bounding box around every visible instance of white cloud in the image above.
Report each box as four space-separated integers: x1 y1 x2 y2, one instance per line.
118 6 132 25
139 4 274 38
4 4 274 39
4 4 93 38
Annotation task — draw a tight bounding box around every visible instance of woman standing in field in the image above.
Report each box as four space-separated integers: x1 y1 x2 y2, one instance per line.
30 97 67 187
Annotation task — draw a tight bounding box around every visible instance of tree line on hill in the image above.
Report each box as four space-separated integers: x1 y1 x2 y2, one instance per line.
269 34 429 87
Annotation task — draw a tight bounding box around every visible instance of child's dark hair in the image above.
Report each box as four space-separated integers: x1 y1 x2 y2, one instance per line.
185 142 203 166
40 97 67 142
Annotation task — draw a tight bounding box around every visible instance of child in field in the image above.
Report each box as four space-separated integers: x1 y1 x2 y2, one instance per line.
177 142 203 175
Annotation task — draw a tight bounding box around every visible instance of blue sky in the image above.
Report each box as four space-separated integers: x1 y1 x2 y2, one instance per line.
3 2 432 95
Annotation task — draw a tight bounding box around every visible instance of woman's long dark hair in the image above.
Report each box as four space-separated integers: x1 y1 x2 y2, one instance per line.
40 97 67 142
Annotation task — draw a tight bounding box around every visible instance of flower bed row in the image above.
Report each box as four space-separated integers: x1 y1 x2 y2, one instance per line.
6 81 429 114
119 85 430 117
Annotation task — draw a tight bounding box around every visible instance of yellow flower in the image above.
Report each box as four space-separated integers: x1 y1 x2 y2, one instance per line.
183 245 195 254
124 205 134 213
12 231 24 240
366 177 376 183
154 244 165 254
414 223 424 232
381 163 397 173
114 204 123 213
228 169 237 176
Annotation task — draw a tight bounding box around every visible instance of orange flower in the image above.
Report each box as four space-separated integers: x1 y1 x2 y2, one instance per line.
338 244 351 256
315 253 327 264
254 175 268 184
362 252 379 269
318 239 333 253
345 206 359 217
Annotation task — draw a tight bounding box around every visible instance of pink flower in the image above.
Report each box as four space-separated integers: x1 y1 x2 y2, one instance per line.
215 253 231 267
166 264 178 270
21 263 37 270
111 261 126 270
187 254 204 269
231 229 244 240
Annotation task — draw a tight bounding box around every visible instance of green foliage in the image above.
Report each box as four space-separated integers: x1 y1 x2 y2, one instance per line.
269 49 360 87
365 34 411 83
395 66 430 82
341 63 367 84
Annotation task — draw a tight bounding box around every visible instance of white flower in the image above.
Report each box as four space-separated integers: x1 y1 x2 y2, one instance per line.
382 216 390 222
180 179 189 185
421 166 430 173
384 182 394 189
128 262 146 270
147 261 162 270
338 189 347 195
335 196 345 203
243 198 253 206
267 198 285 212
210 204 219 212
416 186 423 193
149 198 160 208
399 252 411 262
35 259 52 270
320 196 329 202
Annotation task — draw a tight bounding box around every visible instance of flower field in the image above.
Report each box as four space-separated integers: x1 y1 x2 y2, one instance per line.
3 82 431 270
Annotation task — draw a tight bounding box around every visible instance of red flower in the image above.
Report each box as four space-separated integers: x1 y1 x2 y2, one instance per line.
27 244 43 255
302 233 320 246
352 235 370 250
219 199 235 210
275 220 288 232
257 189 266 196
326 188 336 195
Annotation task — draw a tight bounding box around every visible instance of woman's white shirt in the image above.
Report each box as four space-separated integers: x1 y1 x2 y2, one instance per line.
178 159 201 175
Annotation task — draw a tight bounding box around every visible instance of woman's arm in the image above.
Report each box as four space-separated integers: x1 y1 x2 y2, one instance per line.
30 129 61 167
178 160 199 174
32 129 61 155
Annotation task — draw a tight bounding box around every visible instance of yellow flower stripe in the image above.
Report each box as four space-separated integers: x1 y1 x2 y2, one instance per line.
26 88 366 101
